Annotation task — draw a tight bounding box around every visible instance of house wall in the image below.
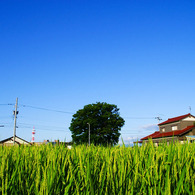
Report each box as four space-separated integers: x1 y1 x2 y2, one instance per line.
178 128 195 141
159 122 180 132
143 136 179 144
0 138 30 146
159 121 195 133
183 128 195 136
144 128 195 144
1 143 19 146
180 121 195 129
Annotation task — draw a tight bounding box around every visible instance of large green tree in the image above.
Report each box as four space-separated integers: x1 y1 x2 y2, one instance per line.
69 102 125 146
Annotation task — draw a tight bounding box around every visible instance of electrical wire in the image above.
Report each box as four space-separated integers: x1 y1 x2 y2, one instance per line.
17 122 69 131
2 103 160 119
0 121 13 124
0 115 13 119
19 104 74 114
18 126 69 132
0 103 14 106
18 122 67 130
123 117 155 119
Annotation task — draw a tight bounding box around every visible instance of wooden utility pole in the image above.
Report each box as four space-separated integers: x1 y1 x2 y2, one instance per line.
13 97 18 145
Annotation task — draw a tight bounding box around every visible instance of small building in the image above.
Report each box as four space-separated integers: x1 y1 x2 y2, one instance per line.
0 136 31 146
186 135 195 143
43 139 72 146
33 140 73 147
140 113 195 145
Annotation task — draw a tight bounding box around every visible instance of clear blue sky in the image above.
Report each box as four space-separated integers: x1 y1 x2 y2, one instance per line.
0 0 194 144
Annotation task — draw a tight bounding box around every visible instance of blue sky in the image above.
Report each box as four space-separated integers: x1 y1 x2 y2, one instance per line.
0 0 195 144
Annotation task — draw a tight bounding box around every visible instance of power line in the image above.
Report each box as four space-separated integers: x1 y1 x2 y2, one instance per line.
123 117 155 119
121 133 141 135
0 116 13 119
122 130 142 132
20 104 74 114
18 126 69 132
2 122 14 125
0 103 14 106
1 103 162 119
36 128 70 132
1 102 74 114
18 122 67 130
17 122 69 131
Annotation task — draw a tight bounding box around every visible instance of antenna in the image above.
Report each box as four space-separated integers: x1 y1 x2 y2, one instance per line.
32 127 36 143
189 106 191 114
155 116 162 124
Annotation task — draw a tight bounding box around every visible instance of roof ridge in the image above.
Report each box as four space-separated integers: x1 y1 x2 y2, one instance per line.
168 113 191 120
158 113 193 126
141 125 194 140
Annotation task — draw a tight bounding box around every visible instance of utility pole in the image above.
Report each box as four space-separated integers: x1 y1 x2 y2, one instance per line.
87 123 90 146
13 97 18 145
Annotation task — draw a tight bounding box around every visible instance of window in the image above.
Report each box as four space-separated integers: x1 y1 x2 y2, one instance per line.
162 128 165 132
172 126 178 131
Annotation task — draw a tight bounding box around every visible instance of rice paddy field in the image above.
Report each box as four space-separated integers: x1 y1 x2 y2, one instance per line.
0 142 194 195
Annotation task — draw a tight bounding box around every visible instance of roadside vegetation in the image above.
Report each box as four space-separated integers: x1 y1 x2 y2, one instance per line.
0 141 194 194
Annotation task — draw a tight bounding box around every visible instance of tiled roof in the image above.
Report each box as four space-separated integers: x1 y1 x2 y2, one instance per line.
0 136 31 144
158 113 192 126
140 131 160 140
141 125 194 140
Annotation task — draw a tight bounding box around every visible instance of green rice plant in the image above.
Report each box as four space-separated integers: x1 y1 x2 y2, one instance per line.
0 141 194 194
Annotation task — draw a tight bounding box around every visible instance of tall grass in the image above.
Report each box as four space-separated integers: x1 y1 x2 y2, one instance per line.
0 142 194 194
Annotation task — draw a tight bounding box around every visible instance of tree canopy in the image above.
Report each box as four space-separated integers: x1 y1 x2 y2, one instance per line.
69 102 125 146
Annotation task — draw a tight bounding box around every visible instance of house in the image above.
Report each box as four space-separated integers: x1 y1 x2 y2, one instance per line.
140 113 195 145
0 136 31 146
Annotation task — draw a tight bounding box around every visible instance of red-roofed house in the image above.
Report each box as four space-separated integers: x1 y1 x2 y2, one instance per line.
140 113 195 145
